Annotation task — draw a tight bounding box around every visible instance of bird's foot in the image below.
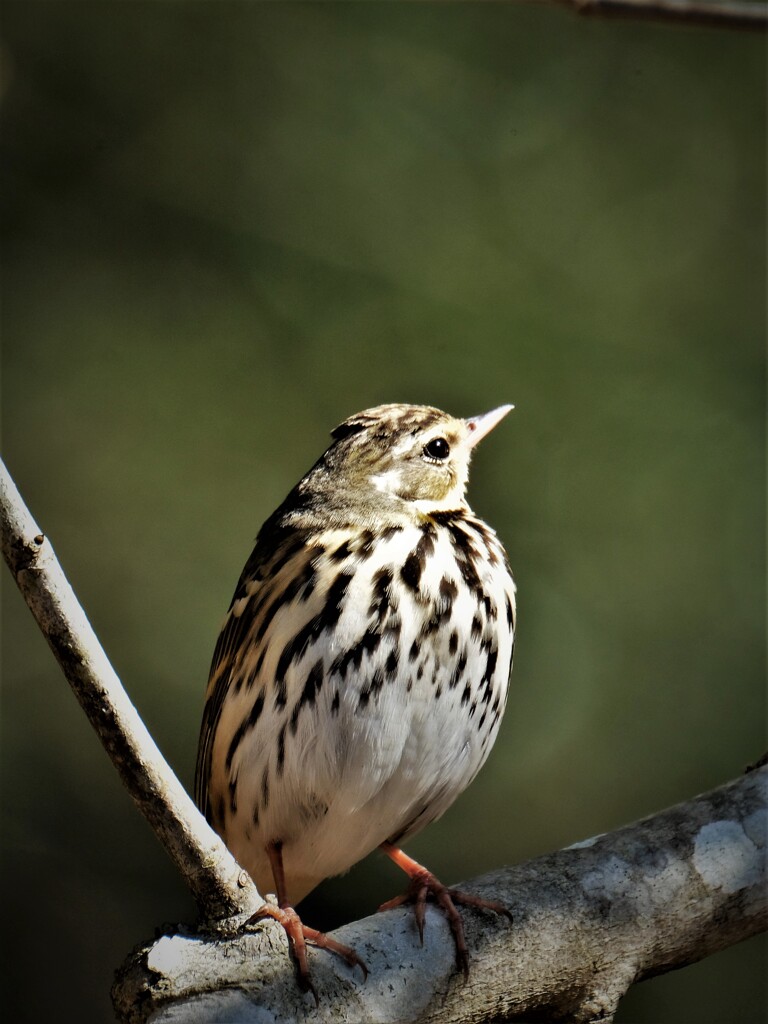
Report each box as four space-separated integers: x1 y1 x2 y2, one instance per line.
249 902 368 1004
378 843 512 976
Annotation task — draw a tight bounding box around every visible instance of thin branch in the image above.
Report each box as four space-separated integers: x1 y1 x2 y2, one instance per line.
113 766 767 1024
549 0 768 28
0 457 262 925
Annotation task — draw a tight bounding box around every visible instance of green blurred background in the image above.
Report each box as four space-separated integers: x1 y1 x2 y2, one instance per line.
1 3 765 1021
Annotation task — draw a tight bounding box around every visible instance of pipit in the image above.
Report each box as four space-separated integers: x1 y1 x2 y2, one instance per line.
195 403 516 999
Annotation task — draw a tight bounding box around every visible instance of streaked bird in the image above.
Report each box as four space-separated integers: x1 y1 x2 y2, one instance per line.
195 402 516 999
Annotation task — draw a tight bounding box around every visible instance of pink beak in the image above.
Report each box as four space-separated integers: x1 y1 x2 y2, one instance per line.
465 404 514 449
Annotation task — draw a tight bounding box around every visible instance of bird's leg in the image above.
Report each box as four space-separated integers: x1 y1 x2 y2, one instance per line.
378 841 512 976
248 840 367 1003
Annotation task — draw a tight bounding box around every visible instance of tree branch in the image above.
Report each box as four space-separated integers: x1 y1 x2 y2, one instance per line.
548 0 768 29
112 766 767 1023
0 457 262 925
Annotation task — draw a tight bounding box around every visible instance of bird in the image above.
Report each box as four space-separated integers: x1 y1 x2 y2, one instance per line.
195 402 516 1000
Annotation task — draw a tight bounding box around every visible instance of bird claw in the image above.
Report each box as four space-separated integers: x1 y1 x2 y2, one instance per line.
249 903 367 1000
378 849 512 974
301 922 369 981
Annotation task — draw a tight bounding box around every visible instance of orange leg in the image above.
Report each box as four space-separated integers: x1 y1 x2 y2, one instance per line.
248 841 367 1003
378 841 512 976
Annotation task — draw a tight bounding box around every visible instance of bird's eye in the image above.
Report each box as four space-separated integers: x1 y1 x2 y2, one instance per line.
423 437 450 461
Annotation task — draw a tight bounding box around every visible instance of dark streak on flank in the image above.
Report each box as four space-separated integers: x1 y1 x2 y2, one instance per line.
482 595 498 622
280 558 318 607
214 531 312 676
252 591 284 647
290 701 301 736
301 659 323 707
225 692 265 770
274 570 352 690
246 649 267 689
484 682 495 708
482 649 498 685
261 766 270 809
370 667 385 697
332 629 382 678
226 530 299 611
369 566 394 618
287 661 323 732
249 555 318 647
274 676 288 710
449 649 468 689
276 724 286 775
359 667 385 708
211 607 252 679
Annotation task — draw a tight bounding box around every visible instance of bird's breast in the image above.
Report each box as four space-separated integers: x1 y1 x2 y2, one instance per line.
205 514 515 891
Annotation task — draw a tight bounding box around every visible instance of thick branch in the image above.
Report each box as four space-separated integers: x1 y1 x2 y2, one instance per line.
113 767 767 1024
0 458 262 924
549 0 768 29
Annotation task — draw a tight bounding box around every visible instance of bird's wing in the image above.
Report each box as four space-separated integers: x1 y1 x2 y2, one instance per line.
193 527 304 820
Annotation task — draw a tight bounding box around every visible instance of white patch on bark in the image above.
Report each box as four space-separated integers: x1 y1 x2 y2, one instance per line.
692 820 762 894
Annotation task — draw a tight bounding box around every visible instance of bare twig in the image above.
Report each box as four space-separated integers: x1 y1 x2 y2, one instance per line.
0 457 262 924
550 0 767 28
113 766 767 1023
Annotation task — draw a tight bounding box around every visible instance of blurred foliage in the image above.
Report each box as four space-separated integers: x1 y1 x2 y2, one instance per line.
0 3 765 1022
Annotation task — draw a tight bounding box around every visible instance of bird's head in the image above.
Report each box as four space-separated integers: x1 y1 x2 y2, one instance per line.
307 403 513 518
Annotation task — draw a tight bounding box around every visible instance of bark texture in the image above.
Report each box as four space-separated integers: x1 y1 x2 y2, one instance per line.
113 767 767 1024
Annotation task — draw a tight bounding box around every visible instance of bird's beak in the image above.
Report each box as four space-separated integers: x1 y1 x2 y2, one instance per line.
465 404 514 449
